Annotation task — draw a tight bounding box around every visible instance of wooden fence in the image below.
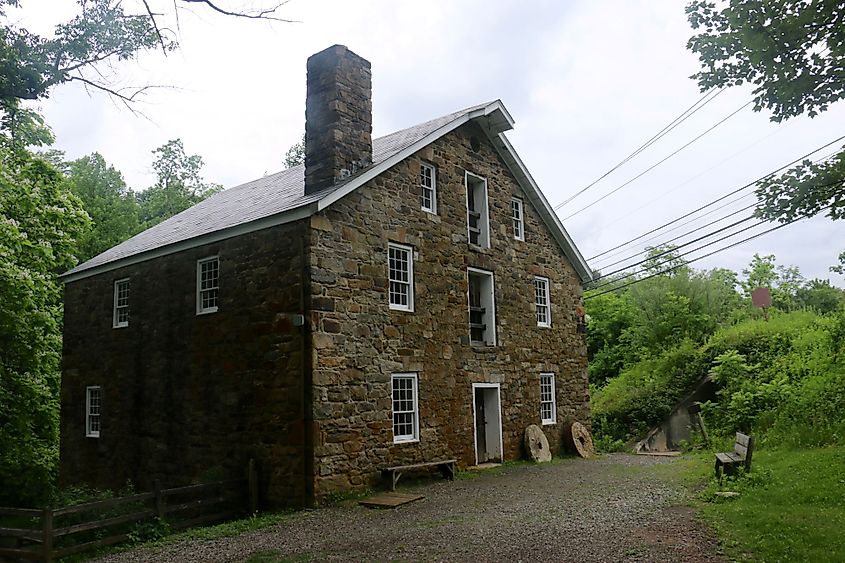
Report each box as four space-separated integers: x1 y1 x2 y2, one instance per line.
0 460 258 562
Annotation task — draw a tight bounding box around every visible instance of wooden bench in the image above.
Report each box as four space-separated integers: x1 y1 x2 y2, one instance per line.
382 459 457 491
715 432 754 479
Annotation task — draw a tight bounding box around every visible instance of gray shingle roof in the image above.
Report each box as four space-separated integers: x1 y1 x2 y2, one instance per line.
62 103 490 279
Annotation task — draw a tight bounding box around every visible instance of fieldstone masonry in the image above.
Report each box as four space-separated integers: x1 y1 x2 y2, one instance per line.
306 121 590 498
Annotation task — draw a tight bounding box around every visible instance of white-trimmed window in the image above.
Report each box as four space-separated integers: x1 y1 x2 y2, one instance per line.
534 276 551 327
540 374 556 425
391 373 419 443
197 256 219 314
468 268 496 346
512 198 524 241
388 243 414 312
86 386 101 438
420 162 437 214
113 278 129 328
465 172 490 248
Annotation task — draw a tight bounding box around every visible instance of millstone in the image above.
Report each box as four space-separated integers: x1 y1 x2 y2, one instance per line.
563 421 595 458
524 424 552 462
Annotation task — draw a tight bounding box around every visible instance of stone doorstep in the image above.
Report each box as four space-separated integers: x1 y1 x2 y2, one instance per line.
466 462 502 471
359 492 425 509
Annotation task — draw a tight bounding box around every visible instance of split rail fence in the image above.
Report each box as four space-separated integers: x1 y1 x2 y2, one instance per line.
0 460 259 562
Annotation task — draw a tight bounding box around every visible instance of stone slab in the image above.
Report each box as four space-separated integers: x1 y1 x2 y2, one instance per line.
359 492 425 509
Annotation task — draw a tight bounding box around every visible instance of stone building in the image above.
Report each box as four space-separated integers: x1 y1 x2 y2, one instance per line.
59 45 593 507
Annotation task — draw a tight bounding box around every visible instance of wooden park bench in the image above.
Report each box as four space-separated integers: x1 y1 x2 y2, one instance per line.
382 459 457 491
715 432 754 479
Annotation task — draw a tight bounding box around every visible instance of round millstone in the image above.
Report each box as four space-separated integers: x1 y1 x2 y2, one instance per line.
524 424 552 463
563 421 595 458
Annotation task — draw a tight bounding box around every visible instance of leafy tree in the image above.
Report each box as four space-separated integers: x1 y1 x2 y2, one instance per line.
284 133 305 168
0 142 88 505
796 279 845 314
138 138 222 227
66 153 141 262
0 1 292 108
686 0 845 252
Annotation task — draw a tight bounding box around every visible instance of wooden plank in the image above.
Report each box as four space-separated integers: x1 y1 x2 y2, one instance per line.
384 460 457 472
42 508 52 563
53 509 155 537
735 443 748 457
736 433 751 447
359 493 424 509
53 533 130 558
52 492 154 516
170 510 235 531
0 546 41 560
161 480 241 497
0 526 40 538
163 496 227 515
0 507 42 517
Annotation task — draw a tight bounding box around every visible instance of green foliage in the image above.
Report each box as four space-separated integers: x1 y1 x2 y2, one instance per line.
0 144 88 506
128 517 171 545
138 139 222 228
66 152 140 262
284 134 305 169
696 447 845 563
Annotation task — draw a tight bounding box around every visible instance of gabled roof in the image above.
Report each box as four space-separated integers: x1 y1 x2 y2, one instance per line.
60 101 592 283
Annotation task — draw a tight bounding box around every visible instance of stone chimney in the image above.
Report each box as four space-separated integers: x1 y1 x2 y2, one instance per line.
304 45 373 195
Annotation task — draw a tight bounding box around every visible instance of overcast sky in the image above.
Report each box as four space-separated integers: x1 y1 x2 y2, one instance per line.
15 0 845 285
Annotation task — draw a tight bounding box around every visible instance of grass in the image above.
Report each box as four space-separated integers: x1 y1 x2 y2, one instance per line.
692 446 845 562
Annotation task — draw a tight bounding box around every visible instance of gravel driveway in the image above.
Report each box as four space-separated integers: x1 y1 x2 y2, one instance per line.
93 454 723 562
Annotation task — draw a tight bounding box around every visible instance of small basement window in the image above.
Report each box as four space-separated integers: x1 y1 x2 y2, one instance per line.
113 278 129 328
465 172 490 248
534 276 551 327
420 162 437 214
512 198 524 241
86 386 101 438
391 373 419 443
468 268 496 346
388 243 414 312
540 374 556 425
197 256 219 315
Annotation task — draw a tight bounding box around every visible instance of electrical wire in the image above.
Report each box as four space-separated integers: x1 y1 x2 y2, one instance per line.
556 88 725 209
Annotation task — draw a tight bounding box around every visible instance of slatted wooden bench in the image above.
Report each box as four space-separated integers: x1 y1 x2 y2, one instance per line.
715 432 754 479
382 459 457 491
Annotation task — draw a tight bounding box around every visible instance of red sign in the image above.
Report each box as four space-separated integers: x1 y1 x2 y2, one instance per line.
751 287 772 309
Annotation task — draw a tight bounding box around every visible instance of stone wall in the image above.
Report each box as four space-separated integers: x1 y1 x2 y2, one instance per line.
61 219 310 507
307 122 590 497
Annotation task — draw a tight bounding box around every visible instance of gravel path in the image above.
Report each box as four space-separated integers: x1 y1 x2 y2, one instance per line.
93 454 723 562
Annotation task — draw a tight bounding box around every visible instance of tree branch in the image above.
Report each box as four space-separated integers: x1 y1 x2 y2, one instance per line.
142 0 169 55
179 0 298 22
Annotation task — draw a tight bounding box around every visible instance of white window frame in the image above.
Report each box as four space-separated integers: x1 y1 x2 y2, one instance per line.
465 172 491 248
388 243 414 312
391 373 419 443
511 198 525 241
420 162 437 214
467 267 497 346
86 385 101 438
112 278 130 328
540 374 556 425
534 276 552 328
196 256 219 315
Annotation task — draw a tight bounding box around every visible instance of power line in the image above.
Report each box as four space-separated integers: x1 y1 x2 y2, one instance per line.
589 218 768 290
595 204 758 272
556 88 725 209
585 133 845 262
591 194 757 266
561 100 754 220
584 217 809 300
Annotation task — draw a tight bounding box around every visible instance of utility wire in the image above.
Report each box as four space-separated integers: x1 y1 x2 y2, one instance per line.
589 218 767 290
561 100 754 220
556 88 725 209
596 204 758 271
584 216 811 300
591 194 757 266
585 133 845 262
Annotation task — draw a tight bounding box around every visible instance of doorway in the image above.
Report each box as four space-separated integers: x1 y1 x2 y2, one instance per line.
472 384 503 464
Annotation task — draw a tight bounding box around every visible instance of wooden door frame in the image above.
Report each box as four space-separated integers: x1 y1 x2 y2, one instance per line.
471 383 503 465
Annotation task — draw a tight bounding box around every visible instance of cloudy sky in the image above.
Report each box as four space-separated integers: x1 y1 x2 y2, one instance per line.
15 0 845 284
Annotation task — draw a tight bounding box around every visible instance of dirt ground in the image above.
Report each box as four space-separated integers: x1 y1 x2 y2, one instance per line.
93 454 724 562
